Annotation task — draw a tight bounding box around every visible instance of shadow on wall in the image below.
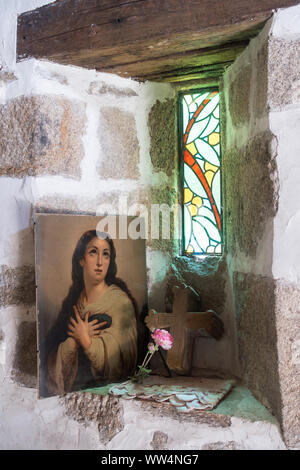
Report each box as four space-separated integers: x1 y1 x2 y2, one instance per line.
161 255 236 375
233 273 282 428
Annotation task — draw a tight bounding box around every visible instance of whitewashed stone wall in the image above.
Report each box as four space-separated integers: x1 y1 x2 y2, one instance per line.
0 0 298 450
222 5 300 448
0 0 176 450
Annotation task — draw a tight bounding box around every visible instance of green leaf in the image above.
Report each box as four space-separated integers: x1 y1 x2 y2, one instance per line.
194 215 221 243
184 204 192 251
197 206 217 224
138 366 152 374
186 117 209 144
193 219 209 252
200 115 219 139
195 138 220 166
198 94 219 120
211 170 221 214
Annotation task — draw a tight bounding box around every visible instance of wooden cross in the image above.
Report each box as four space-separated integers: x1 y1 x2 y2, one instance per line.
145 285 224 375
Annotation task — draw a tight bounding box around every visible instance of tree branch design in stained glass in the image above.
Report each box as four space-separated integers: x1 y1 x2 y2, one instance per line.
181 91 222 255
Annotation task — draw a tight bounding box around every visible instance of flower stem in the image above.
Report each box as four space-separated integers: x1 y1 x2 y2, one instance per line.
140 351 151 369
143 344 159 369
143 352 154 370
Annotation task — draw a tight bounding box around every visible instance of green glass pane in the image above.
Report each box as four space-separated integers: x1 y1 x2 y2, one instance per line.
199 115 219 137
195 139 220 166
182 98 189 133
186 117 210 144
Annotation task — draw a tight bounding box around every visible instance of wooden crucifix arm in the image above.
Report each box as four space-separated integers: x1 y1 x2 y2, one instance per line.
145 309 176 331
185 310 224 340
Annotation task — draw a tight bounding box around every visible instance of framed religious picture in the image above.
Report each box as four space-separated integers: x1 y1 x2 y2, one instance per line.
35 213 148 398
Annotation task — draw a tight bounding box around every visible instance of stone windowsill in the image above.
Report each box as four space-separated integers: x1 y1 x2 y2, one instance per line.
67 373 278 428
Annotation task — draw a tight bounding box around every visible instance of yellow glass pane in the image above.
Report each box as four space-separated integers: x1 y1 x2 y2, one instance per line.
184 187 193 204
192 196 202 208
204 161 219 173
186 142 198 156
205 170 215 187
188 204 197 217
208 132 220 146
186 245 194 254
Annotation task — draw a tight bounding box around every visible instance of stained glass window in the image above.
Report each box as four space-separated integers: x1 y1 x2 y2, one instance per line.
180 90 222 255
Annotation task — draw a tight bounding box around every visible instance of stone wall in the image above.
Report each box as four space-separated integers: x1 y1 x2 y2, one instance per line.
0 0 239 443
222 7 300 448
269 8 300 447
0 85 178 381
0 95 86 178
0 0 176 448
0 0 299 450
0 0 237 451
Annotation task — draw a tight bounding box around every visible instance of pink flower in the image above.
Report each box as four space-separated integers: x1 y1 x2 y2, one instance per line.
147 342 156 353
151 329 173 350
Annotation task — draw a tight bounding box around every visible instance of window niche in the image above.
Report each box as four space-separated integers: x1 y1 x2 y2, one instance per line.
145 89 233 377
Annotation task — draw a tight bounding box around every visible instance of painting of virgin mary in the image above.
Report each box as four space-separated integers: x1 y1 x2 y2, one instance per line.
35 214 148 397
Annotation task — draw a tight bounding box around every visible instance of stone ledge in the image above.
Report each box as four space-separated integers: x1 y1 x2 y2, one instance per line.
59 382 286 449
0 379 287 450
62 380 279 431
137 400 232 427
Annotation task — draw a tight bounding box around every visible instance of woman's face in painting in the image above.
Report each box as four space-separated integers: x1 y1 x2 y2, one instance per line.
79 237 111 284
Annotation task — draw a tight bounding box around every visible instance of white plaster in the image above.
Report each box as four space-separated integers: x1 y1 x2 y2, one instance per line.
81 99 103 185
270 107 300 283
229 417 286 450
145 249 170 310
271 5 300 40
0 178 34 267
0 381 103 449
0 352 4 368
105 400 286 450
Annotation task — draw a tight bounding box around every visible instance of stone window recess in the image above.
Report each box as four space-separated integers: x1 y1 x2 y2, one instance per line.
179 90 222 257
